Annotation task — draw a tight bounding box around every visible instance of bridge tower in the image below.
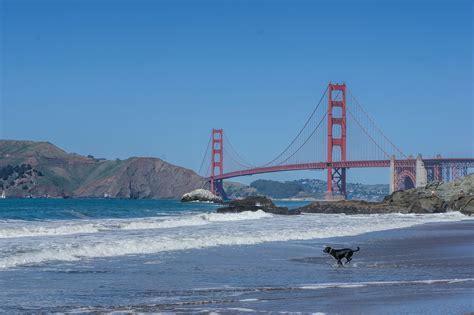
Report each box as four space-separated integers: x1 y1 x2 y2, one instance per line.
325 82 347 200
210 128 226 198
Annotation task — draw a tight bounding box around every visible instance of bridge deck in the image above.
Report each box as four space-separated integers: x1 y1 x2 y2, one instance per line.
209 158 474 180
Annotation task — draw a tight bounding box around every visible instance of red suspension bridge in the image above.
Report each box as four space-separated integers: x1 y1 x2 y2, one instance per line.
198 82 474 200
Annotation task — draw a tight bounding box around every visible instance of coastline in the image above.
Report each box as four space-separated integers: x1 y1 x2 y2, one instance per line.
1 218 472 314
152 220 474 314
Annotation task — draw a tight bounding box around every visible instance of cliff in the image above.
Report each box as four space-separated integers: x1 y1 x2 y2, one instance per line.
0 140 205 199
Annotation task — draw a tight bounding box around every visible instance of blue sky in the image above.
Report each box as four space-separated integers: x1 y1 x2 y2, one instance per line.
1 0 472 184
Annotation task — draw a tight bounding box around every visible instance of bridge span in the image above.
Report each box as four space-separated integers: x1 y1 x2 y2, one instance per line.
198 82 473 200
212 158 474 181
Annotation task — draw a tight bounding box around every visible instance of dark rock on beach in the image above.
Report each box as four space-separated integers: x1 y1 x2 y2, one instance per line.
383 191 448 213
217 196 301 215
448 194 474 216
297 174 473 215
298 193 452 215
220 175 473 216
297 199 386 215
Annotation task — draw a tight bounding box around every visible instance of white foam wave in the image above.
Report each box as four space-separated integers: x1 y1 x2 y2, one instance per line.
225 308 256 312
199 210 273 222
0 223 101 238
0 210 272 239
299 278 474 290
0 211 469 269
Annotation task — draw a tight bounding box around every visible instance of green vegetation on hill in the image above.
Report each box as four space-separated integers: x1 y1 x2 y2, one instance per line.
1 164 31 180
227 179 389 201
250 179 303 198
0 164 44 191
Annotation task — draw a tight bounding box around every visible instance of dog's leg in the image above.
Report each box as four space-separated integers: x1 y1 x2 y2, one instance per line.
345 251 354 264
337 259 343 266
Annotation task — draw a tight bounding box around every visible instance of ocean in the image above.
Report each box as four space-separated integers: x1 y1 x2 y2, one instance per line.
0 199 472 314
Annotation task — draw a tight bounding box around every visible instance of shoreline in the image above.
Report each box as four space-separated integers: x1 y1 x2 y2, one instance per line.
1 219 473 314
123 220 474 314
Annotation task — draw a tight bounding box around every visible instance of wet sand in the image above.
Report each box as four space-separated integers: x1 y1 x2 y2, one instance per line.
161 220 474 314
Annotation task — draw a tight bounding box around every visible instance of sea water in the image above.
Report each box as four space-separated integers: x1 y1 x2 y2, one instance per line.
0 199 472 313
0 199 466 269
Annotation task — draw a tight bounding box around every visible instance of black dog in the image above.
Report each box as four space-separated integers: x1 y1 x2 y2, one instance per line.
323 246 360 265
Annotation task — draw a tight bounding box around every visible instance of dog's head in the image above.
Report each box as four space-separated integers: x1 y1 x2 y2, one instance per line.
323 246 331 254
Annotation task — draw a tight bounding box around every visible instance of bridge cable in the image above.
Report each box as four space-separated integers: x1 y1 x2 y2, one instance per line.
200 163 212 187
347 89 406 158
225 148 257 170
261 86 329 167
347 108 391 159
198 136 212 175
276 108 329 166
223 133 255 168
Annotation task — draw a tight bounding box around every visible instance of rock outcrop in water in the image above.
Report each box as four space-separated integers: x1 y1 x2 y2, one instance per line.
447 194 474 216
181 189 222 203
297 174 474 215
217 196 301 215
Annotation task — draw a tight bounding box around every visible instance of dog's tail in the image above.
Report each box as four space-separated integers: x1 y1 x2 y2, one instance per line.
353 247 360 252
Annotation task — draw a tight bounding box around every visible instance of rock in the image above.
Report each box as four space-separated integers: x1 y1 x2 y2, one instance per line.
217 196 300 215
181 189 223 203
298 194 448 215
298 199 387 215
407 195 447 213
382 190 447 213
296 175 474 215
448 194 474 216
425 174 474 201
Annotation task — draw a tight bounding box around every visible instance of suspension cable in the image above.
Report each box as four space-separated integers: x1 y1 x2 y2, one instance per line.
347 89 406 158
277 108 329 166
261 86 329 167
198 136 211 175
347 108 390 159
223 133 255 168
225 147 255 169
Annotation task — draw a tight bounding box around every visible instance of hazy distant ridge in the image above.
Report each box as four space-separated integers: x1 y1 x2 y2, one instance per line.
225 179 389 201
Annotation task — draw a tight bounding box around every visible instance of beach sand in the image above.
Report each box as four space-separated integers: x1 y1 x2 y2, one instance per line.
1 219 473 314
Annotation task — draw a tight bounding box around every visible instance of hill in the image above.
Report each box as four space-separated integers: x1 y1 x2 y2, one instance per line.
0 140 205 199
226 179 389 201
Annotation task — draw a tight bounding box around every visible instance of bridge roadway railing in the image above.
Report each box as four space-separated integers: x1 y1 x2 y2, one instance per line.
208 158 474 181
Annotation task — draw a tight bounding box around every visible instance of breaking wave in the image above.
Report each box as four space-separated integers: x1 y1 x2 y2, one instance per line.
0 211 469 269
0 210 273 239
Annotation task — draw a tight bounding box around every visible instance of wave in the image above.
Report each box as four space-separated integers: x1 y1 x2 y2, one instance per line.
59 278 472 314
0 210 273 239
199 211 273 222
299 278 474 290
164 278 474 293
0 212 469 269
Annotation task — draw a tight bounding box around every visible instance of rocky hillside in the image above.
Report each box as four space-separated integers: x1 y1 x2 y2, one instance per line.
0 140 205 199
